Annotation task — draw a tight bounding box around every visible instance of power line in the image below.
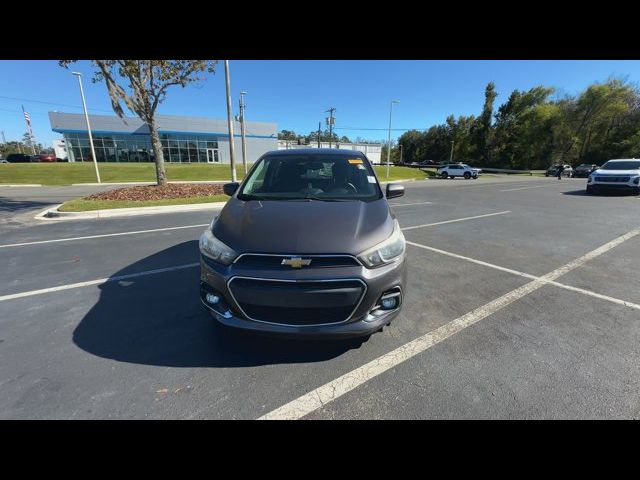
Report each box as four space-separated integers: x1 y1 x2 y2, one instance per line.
334 126 430 131
0 95 113 113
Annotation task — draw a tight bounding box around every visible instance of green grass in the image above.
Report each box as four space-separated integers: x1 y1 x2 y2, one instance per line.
59 194 228 212
0 163 249 186
0 162 427 185
373 166 433 181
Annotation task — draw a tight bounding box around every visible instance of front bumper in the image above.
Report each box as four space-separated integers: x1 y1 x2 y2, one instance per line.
588 182 640 194
199 254 407 338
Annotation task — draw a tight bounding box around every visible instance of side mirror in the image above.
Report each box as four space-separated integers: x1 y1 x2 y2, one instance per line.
386 183 405 199
223 182 240 196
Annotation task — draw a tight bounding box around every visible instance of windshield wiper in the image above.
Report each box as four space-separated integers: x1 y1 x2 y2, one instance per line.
303 197 352 202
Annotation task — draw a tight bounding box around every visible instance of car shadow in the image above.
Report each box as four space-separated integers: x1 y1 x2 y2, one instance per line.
0 196 53 213
562 189 637 197
72 241 361 368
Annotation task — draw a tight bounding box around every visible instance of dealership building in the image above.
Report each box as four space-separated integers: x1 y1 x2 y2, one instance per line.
48 112 278 164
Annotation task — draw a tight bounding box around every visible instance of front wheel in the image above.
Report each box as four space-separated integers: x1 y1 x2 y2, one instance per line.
472 175 478 179
463 172 471 179
440 172 449 179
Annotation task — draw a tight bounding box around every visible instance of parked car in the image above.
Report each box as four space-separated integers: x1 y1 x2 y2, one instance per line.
199 148 407 339
6 153 35 163
437 163 479 179
587 159 640 195
419 160 440 167
573 163 599 178
545 164 573 177
34 153 57 162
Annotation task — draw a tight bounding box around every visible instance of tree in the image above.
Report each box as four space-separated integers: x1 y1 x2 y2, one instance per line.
473 82 497 162
278 129 298 140
59 60 217 186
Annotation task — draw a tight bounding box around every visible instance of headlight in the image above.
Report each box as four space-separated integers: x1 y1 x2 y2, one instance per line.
588 175 593 183
358 219 405 268
199 228 238 265
633 176 640 185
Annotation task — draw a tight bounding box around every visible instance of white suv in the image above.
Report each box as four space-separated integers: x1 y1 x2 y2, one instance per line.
437 163 479 179
587 159 640 195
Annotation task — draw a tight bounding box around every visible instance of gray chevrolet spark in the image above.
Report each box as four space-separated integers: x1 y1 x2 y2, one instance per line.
199 148 407 338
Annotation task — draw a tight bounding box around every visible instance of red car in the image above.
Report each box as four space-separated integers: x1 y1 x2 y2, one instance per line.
34 153 57 162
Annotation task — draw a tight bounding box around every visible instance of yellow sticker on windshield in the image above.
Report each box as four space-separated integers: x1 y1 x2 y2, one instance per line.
348 159 363 164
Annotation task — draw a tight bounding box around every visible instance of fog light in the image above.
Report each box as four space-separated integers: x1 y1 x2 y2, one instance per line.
206 293 220 304
381 296 398 310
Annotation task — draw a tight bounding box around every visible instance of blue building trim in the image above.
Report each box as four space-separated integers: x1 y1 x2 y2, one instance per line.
53 128 275 139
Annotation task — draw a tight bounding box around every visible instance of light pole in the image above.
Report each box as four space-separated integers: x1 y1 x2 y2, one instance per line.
72 72 101 183
224 60 237 182
399 143 403 165
449 140 454 163
386 100 399 179
238 91 248 175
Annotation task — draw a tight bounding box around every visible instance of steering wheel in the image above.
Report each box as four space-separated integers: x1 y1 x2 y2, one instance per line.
345 183 358 193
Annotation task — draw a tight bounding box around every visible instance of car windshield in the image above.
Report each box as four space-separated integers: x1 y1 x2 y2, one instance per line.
238 153 383 201
600 161 640 170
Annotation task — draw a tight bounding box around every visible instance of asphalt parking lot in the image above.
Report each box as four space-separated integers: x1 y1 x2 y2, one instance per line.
1 175 639 419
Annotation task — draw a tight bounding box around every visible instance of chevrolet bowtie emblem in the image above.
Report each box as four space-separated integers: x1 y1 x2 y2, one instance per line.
281 257 312 268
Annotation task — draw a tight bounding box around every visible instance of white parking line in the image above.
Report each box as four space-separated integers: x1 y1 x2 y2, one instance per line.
0 263 199 302
406 237 640 311
0 224 209 249
401 211 511 231
389 201 433 207
1 208 502 249
258 227 640 420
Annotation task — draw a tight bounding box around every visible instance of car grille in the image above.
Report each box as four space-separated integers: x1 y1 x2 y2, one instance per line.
234 254 361 269
228 278 366 326
594 176 630 183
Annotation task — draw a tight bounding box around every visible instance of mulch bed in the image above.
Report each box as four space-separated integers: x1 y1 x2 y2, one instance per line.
85 183 225 201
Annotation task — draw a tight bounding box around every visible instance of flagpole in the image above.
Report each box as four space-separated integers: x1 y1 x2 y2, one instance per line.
22 105 37 155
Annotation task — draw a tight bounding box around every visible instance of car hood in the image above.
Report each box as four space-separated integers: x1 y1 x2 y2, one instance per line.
593 169 640 176
213 197 394 255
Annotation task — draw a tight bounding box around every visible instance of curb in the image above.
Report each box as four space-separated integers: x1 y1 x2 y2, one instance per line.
71 180 229 186
0 184 43 187
35 201 228 221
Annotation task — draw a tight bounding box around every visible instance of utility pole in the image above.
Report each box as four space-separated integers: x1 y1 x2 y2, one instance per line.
72 73 101 183
399 144 403 164
449 140 454 163
386 100 399 179
21 105 37 155
318 122 321 148
326 107 335 148
238 91 248 175
224 60 237 182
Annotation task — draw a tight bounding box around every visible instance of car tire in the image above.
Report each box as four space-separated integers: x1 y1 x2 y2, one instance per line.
464 172 471 179
440 172 448 179
472 175 478 179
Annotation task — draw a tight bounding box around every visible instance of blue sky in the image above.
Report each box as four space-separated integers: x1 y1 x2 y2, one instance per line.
1 60 639 147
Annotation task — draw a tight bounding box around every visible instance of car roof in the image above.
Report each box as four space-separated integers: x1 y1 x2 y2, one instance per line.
265 148 366 157
605 159 638 162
